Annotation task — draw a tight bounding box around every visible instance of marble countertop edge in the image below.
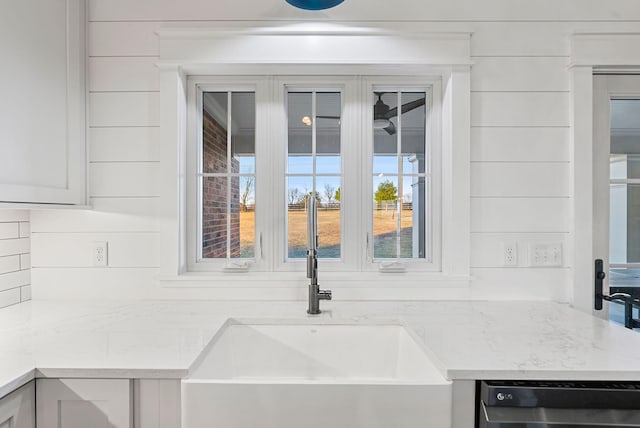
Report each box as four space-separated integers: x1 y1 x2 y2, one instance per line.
2 299 640 399
0 369 35 401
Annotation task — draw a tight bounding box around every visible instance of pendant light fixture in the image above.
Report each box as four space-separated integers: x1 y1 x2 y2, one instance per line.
285 0 344 11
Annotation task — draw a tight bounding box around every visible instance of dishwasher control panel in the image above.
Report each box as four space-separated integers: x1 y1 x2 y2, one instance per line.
478 380 640 427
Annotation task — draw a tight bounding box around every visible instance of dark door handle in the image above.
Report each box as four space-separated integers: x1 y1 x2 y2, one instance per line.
594 259 640 329
595 259 606 310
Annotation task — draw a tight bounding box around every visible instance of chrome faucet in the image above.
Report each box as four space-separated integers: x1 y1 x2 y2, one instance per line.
306 197 332 314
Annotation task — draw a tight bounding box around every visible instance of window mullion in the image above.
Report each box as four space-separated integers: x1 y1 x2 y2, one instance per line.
396 91 403 260
312 91 317 197
226 92 233 261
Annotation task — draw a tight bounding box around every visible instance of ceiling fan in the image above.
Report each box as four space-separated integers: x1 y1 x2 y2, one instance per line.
374 93 426 135
299 93 425 134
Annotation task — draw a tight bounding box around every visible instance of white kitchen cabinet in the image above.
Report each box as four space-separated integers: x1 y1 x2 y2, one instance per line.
452 380 476 428
134 379 181 428
0 381 35 428
0 0 86 205
36 378 133 428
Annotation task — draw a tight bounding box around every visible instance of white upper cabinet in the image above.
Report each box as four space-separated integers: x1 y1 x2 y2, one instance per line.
0 0 86 205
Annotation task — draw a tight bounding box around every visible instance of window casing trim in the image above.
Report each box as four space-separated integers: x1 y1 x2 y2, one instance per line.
157 28 471 293
182 74 456 279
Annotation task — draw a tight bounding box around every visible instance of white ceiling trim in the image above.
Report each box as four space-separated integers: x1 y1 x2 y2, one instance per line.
157 26 471 73
570 33 640 68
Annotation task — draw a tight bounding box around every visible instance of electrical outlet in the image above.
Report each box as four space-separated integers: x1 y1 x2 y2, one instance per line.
503 242 517 266
92 241 108 267
529 243 562 267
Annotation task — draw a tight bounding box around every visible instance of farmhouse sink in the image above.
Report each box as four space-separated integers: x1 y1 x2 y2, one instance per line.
182 319 452 428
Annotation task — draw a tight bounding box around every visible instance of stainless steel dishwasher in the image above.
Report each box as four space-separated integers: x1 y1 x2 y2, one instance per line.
478 380 640 427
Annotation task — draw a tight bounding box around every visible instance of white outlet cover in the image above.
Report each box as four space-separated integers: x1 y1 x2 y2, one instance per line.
92 241 108 267
503 242 517 266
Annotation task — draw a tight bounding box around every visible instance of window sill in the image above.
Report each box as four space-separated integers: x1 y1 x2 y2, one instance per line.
158 270 471 287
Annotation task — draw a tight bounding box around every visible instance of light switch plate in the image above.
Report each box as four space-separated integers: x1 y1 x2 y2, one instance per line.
529 243 562 267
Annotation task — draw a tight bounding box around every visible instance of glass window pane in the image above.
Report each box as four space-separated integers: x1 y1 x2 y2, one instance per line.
609 268 640 290
608 267 640 325
317 156 340 174
238 176 256 258
202 176 228 259
401 175 426 259
610 99 640 178
373 176 399 259
371 175 426 260
317 176 341 259
231 92 255 174
287 176 312 259
288 92 312 173
203 92 228 174
286 91 342 260
610 154 640 180
611 99 640 154
372 89 428 261
610 183 640 264
401 92 426 174
373 92 398 174
610 154 628 180
374 156 397 175
316 92 341 174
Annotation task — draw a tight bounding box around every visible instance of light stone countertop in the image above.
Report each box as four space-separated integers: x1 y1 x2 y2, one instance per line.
1 299 639 398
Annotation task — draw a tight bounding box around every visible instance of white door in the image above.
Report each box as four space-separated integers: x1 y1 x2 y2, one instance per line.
36 379 132 428
593 75 640 327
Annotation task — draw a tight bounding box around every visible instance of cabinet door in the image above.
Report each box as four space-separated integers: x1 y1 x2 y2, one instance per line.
134 379 181 428
36 379 132 428
0 0 85 205
0 381 35 428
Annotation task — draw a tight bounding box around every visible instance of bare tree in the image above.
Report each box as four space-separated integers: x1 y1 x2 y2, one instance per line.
323 183 336 210
288 187 302 205
240 176 254 211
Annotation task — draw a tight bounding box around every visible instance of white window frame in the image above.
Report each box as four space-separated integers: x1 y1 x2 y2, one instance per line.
272 78 351 273
186 76 443 275
364 78 442 273
186 78 266 272
158 27 472 296
278 80 348 271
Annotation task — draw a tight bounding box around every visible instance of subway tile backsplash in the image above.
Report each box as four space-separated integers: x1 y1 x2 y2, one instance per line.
0 210 30 309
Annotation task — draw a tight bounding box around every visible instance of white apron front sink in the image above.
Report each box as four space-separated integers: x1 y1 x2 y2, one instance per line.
182 319 452 428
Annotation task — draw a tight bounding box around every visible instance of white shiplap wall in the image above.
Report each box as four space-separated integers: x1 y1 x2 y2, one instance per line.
29 1 640 301
0 211 31 308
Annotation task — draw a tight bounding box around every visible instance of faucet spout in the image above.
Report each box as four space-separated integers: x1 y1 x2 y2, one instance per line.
306 197 332 315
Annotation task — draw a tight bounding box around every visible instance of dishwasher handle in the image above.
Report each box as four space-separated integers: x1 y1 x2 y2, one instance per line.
482 401 640 427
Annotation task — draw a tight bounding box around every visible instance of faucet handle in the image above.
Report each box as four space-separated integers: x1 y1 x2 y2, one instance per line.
306 253 314 279
319 289 332 301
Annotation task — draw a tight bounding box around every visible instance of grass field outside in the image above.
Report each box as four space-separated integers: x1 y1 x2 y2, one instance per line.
238 209 414 258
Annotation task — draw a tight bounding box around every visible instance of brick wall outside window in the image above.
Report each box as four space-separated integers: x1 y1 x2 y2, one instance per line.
202 110 240 258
